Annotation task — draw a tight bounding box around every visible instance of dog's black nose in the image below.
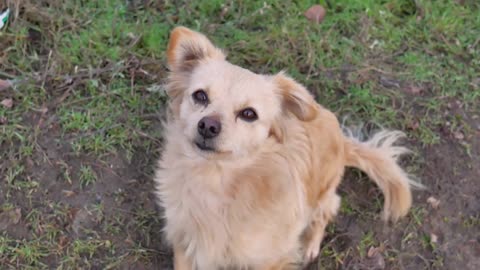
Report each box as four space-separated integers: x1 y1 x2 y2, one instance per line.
198 116 221 139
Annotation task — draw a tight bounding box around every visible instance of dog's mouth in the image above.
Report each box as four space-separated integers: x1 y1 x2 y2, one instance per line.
193 139 234 159
194 140 216 152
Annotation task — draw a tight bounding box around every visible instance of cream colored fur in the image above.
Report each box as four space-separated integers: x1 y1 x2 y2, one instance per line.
154 27 418 270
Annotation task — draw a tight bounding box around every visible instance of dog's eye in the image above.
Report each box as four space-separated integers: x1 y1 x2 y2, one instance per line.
238 108 258 122
192 89 209 105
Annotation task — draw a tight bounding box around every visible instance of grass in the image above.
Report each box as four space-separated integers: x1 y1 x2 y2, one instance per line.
0 0 479 269
79 165 97 188
357 231 376 258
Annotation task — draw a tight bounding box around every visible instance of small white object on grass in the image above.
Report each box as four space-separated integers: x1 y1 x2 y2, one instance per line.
0 8 10 30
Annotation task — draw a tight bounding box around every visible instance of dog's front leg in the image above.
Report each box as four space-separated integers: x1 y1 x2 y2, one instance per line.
173 246 193 270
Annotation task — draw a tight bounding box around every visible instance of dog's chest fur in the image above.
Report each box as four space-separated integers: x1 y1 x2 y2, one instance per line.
159 164 231 265
155 142 310 269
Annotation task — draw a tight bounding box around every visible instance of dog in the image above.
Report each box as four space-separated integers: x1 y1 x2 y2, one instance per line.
154 26 418 270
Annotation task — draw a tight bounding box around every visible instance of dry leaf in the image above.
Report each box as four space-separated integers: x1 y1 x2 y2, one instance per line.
367 246 380 258
405 84 423 94
62 190 76 197
453 131 464 140
0 208 22 230
304 5 326 24
0 79 12 91
37 106 48 114
427 196 440 209
365 246 385 269
430 233 438 244
408 120 420 131
447 100 462 110
12 208 21 224
57 235 69 248
124 235 135 246
1 98 13 108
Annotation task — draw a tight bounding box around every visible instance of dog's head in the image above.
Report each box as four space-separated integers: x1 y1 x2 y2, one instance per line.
165 27 318 159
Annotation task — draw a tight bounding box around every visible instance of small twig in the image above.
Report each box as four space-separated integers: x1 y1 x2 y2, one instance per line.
60 91 118 107
126 34 142 50
321 232 352 250
0 71 16 79
470 37 480 50
379 45 409 61
130 69 135 96
139 113 163 121
86 161 120 178
357 65 393 75
129 127 163 144
50 81 80 107
41 50 53 90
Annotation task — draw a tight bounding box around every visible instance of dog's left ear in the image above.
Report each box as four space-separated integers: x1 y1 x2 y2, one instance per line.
167 26 225 72
273 73 318 121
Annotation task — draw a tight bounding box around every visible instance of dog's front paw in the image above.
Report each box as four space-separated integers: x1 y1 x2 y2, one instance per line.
304 239 321 262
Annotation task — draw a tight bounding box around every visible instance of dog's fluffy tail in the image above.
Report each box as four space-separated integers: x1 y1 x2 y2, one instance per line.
344 130 421 221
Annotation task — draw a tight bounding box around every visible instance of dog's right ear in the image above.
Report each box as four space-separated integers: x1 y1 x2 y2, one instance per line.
167 26 225 72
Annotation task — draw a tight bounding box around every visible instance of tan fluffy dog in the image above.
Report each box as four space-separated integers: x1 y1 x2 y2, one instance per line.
154 27 418 270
